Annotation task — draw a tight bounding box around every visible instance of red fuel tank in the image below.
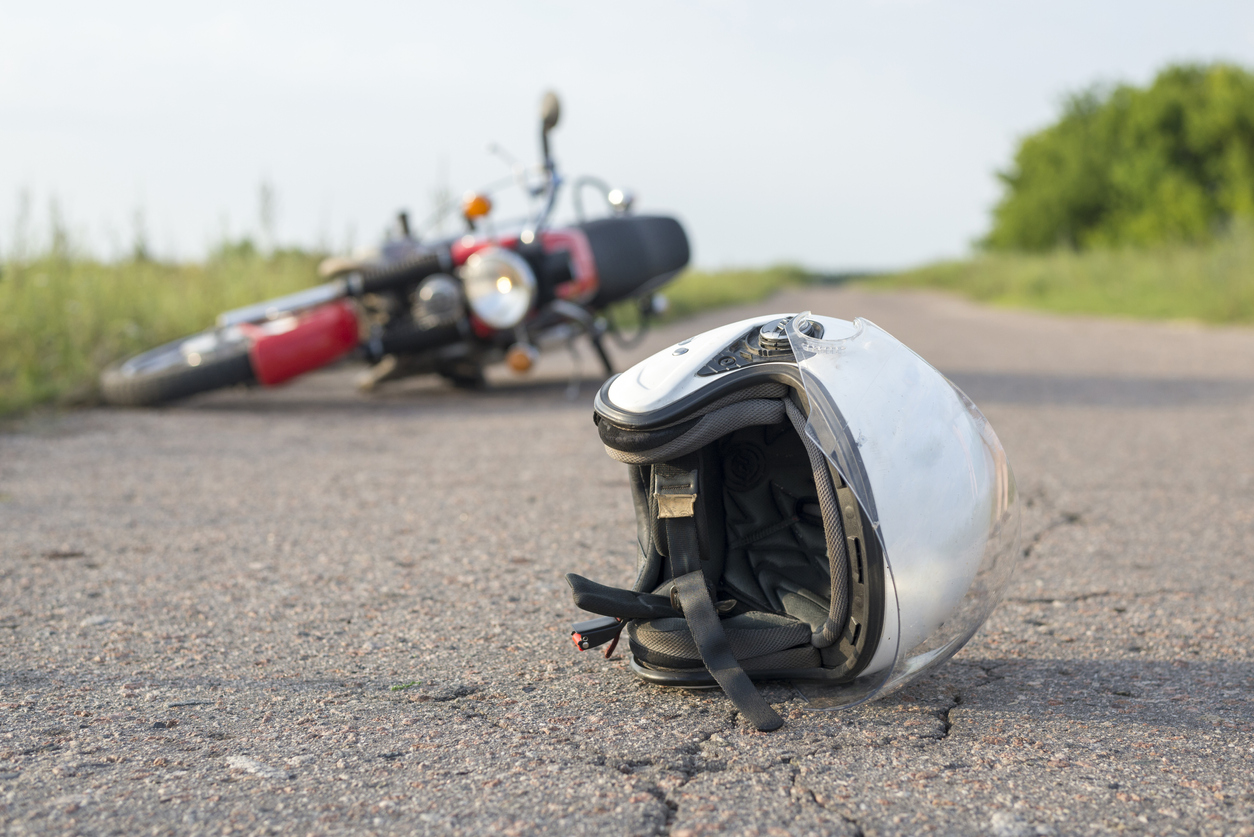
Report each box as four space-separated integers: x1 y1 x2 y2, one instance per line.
245 300 361 386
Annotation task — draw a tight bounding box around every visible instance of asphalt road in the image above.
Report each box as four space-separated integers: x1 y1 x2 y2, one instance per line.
3 286 1254 836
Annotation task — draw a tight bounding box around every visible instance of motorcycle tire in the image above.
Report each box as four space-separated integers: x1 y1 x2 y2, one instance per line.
100 331 256 407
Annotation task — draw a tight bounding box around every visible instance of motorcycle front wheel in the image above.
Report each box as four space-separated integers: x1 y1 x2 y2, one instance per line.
100 329 256 407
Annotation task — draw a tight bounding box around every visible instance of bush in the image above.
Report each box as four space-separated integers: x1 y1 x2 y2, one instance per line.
985 63 1254 251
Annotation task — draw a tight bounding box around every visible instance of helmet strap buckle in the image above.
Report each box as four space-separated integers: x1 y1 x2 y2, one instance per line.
653 467 698 519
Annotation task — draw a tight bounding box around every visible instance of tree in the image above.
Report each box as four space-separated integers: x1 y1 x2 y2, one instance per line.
984 63 1254 251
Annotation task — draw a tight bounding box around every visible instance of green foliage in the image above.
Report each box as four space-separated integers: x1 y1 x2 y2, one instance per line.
986 63 1254 251
0 247 322 416
883 222 1254 323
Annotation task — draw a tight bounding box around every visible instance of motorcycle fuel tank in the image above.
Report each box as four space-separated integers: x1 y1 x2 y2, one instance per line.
244 300 361 386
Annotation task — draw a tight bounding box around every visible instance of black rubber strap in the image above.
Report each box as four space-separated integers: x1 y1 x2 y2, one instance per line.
672 570 784 732
565 573 680 620
664 514 702 579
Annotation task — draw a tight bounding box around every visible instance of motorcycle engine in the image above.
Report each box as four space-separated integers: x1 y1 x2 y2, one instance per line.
411 275 465 329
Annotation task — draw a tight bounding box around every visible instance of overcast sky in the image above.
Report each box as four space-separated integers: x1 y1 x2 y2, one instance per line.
3 1 1253 269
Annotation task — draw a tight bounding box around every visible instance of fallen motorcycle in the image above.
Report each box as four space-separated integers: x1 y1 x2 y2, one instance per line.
100 92 689 406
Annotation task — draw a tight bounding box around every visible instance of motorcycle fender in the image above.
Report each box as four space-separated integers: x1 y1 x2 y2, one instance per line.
244 300 361 386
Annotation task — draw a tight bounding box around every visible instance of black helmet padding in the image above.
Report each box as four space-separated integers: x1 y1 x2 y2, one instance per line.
567 381 854 731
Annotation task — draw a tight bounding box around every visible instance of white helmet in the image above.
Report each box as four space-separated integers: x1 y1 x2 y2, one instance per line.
566 312 1020 731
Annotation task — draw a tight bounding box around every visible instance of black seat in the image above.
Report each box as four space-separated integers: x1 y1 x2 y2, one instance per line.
577 215 690 306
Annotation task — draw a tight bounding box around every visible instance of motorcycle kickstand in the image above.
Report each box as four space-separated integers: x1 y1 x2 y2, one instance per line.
564 338 584 401
589 331 614 377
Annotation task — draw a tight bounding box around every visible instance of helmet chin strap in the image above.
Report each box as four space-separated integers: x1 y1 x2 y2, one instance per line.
654 470 785 731
669 569 784 732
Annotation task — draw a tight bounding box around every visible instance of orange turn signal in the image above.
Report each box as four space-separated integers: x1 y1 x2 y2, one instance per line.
506 343 538 373
462 192 493 220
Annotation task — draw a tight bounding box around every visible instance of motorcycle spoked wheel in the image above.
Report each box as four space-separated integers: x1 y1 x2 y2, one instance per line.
100 329 256 407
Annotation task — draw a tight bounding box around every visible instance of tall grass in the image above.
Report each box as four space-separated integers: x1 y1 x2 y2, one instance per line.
879 223 1254 324
0 252 810 417
606 264 813 331
0 247 321 415
8 226 1250 419
659 264 812 320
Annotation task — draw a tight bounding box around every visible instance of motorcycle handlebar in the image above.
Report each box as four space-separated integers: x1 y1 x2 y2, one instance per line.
350 250 450 296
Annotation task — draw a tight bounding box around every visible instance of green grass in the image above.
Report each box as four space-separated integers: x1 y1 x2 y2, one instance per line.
656 264 813 320
0 248 321 415
0 251 811 417
605 264 814 332
8 229 1251 419
878 223 1254 324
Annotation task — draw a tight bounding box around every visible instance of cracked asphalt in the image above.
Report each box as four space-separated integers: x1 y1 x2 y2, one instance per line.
3 285 1254 836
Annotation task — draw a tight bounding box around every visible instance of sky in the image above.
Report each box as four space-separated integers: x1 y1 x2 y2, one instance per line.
3 1 1254 270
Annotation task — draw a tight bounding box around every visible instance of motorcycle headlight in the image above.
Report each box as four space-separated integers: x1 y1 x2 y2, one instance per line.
460 247 537 330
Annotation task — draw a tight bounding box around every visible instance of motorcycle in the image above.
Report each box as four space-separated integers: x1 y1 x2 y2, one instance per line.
100 92 690 406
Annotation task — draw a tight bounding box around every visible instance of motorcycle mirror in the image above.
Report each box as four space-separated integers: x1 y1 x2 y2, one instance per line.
540 91 561 134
